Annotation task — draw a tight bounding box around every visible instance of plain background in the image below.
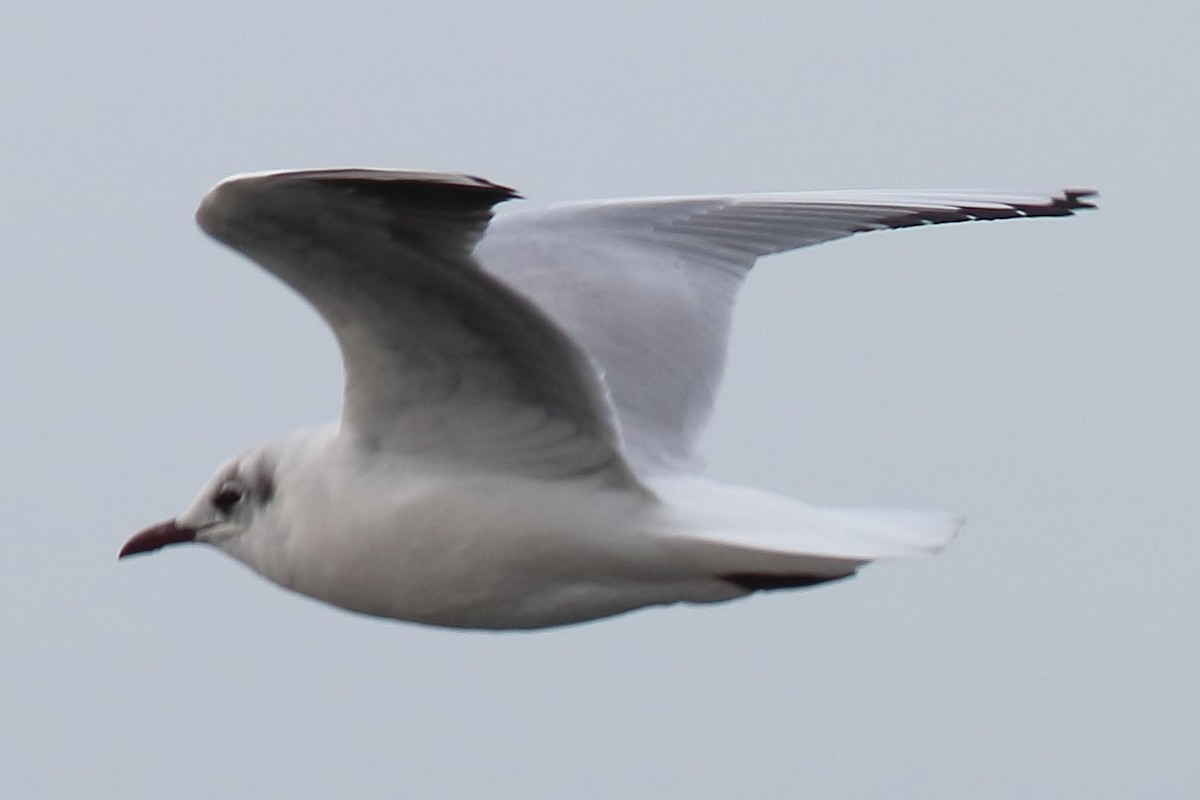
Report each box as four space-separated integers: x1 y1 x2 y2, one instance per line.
3 2 1196 797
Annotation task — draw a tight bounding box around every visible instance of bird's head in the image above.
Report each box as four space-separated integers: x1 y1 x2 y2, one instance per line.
120 446 280 560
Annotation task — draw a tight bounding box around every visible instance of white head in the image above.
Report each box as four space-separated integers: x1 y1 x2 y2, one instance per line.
120 444 282 561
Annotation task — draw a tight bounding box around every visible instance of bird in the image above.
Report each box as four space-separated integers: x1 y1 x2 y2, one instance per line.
119 169 1094 629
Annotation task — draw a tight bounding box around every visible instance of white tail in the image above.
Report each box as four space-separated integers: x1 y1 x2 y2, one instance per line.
651 477 963 568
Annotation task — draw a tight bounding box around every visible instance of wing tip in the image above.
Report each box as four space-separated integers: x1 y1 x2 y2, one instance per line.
879 187 1098 230
1063 188 1098 211
1021 188 1099 218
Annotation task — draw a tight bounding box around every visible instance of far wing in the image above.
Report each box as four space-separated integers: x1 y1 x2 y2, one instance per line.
476 189 1095 475
195 169 639 486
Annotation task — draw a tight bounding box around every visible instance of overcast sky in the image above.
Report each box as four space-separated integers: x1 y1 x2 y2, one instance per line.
3 2 1197 798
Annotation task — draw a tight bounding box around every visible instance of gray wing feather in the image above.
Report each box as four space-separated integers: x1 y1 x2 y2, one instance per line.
478 189 1094 475
195 169 638 485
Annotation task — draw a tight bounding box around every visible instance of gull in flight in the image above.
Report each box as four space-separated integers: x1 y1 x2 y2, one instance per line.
120 169 1093 629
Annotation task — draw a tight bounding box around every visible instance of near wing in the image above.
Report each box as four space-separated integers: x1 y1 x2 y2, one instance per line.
476 189 1095 476
195 169 638 486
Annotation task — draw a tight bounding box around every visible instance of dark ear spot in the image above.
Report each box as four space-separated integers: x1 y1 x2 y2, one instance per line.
254 471 275 503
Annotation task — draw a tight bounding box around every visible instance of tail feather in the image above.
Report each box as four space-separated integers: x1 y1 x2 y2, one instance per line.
829 507 964 557
651 478 964 568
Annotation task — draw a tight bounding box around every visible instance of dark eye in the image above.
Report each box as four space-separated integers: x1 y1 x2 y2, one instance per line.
212 483 244 514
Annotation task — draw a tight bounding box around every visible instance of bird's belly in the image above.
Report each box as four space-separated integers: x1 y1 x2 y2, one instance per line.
277 475 738 629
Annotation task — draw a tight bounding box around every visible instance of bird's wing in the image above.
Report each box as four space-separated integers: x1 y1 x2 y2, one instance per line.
196 169 640 486
476 189 1095 475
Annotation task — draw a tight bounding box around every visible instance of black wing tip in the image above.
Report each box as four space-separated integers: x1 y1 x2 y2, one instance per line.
1063 188 1098 211
462 174 524 202
1028 188 1100 218
882 188 1099 230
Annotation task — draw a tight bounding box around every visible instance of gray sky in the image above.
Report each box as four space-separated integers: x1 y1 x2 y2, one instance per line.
3 2 1196 797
